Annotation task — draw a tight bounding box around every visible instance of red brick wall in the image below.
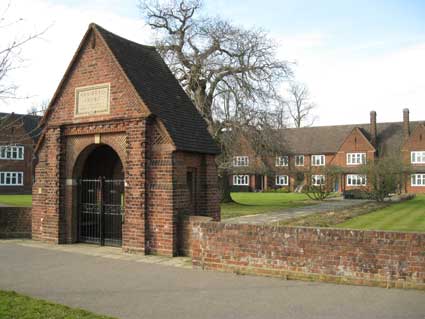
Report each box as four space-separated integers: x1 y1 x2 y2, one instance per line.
0 119 35 194
0 207 31 238
174 152 220 255
402 125 425 193
46 30 147 126
191 222 425 289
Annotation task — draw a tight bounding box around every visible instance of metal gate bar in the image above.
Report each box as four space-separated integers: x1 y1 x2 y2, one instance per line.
79 178 124 247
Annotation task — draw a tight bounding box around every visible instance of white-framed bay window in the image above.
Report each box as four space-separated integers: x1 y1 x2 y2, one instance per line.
411 174 425 186
347 153 366 165
411 151 425 164
312 175 325 186
233 175 249 186
233 156 249 167
275 156 288 167
275 175 289 186
311 155 325 166
295 155 304 166
0 145 24 160
346 174 367 186
0 172 23 186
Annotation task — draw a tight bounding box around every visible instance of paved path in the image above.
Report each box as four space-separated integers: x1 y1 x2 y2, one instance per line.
224 199 370 224
0 241 424 319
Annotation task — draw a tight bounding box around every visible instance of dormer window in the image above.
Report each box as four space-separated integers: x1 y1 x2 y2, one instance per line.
233 156 249 167
311 155 325 166
275 156 288 167
347 153 366 165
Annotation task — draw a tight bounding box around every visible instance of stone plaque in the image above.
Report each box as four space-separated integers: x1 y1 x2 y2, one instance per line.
75 83 110 116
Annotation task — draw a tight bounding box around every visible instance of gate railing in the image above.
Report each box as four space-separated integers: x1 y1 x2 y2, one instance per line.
79 178 124 247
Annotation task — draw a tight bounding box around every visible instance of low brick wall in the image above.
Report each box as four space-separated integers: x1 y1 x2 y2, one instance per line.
0 207 32 239
180 215 213 256
191 222 425 289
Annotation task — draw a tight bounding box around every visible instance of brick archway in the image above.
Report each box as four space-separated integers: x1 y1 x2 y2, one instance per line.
64 133 127 244
71 143 125 180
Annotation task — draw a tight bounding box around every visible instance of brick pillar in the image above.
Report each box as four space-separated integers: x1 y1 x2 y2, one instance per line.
204 155 220 221
43 128 62 243
123 119 147 253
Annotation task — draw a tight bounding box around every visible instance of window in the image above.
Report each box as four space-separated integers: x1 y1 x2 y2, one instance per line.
233 156 249 167
276 156 288 167
275 175 289 186
347 153 366 165
346 174 367 186
411 151 425 164
0 145 24 160
311 155 325 166
312 175 325 186
233 175 249 186
295 155 304 166
0 172 23 186
411 174 425 186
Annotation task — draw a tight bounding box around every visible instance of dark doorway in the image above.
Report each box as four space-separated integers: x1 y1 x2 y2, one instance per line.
78 145 124 246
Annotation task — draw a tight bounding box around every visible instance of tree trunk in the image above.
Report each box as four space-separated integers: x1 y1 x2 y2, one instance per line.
220 170 233 203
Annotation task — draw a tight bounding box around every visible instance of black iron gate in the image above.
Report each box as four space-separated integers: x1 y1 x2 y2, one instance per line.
79 178 124 246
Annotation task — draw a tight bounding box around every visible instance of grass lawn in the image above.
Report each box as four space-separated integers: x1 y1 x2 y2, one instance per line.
0 290 116 319
0 195 32 207
336 195 425 232
221 192 314 219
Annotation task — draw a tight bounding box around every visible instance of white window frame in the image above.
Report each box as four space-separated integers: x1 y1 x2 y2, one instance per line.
0 172 24 186
411 151 425 164
295 155 304 166
311 155 325 166
233 156 249 167
275 156 289 167
411 174 425 186
346 174 367 186
312 175 325 186
0 145 24 160
346 153 366 165
275 175 289 186
233 175 249 186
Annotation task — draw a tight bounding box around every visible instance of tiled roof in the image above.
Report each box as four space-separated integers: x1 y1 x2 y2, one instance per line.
95 24 220 155
277 121 424 156
0 112 42 142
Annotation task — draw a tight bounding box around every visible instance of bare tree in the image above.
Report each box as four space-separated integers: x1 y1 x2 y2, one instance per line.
139 0 292 132
0 2 47 101
27 99 48 115
286 82 316 128
360 154 409 202
303 165 341 201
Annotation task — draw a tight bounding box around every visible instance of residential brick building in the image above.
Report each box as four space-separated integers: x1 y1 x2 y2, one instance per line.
230 109 425 194
0 113 41 194
32 23 220 256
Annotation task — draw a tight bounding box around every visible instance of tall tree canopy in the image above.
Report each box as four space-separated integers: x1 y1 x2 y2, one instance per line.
139 0 292 134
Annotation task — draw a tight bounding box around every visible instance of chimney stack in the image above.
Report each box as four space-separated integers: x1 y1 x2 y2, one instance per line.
370 110 377 146
403 108 410 140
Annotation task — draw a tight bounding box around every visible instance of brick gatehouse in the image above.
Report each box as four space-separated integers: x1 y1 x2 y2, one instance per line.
32 23 220 256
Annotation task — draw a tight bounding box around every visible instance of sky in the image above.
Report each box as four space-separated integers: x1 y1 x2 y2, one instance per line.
1 0 425 126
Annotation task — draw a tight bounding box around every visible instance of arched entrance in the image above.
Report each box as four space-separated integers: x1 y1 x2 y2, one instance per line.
77 144 124 246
